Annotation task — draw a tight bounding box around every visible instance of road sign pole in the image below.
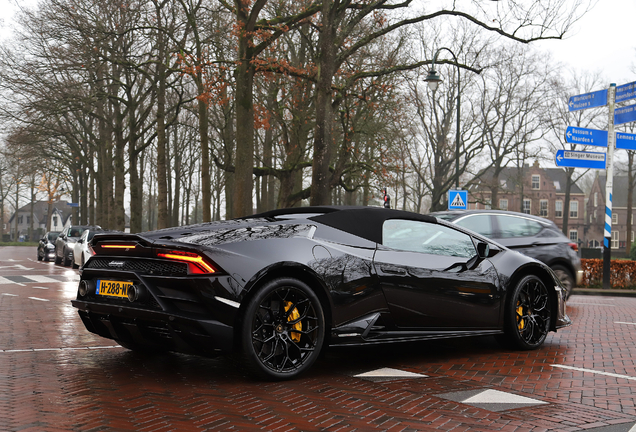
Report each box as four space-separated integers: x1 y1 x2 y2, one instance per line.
603 84 616 290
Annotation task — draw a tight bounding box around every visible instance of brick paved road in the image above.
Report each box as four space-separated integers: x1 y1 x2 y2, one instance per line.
1 246 636 431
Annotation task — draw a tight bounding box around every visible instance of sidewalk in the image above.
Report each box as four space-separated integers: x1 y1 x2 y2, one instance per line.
573 287 636 297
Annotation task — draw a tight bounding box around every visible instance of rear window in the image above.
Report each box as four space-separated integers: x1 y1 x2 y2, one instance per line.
47 232 60 241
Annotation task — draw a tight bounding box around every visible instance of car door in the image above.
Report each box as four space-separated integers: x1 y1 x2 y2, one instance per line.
374 219 502 329
55 227 68 256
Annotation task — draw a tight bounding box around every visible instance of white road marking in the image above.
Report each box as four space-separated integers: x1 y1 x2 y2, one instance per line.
615 321 636 326
463 389 547 405
26 276 61 283
1 293 18 296
0 345 121 353
28 297 49 302
354 367 427 378
552 364 636 381
567 302 615 307
33 286 49 290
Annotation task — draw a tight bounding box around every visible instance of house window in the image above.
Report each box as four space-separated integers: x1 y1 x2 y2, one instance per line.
18 216 23 224
612 231 619 249
594 192 598 207
612 214 618 224
540 200 548 217
53 216 58 228
523 199 531 214
569 230 578 242
485 199 491 210
555 201 563 218
590 214 593 223
632 231 634 242
532 175 540 190
499 199 508 211
570 201 578 218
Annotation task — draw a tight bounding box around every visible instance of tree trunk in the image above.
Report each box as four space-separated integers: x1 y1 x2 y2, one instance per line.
233 25 255 217
311 1 336 206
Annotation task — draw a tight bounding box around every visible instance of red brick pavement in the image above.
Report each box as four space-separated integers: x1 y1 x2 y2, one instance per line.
1 246 635 431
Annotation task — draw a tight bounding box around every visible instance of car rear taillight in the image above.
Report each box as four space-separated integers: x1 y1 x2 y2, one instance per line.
156 249 217 274
92 243 138 255
568 242 578 252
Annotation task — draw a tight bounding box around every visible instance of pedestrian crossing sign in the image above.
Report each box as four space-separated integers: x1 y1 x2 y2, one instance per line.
448 190 467 210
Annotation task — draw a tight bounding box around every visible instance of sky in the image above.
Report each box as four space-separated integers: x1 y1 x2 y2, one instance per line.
1 0 633 82
535 0 636 86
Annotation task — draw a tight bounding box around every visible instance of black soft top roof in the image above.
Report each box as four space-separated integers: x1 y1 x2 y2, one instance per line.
251 206 437 244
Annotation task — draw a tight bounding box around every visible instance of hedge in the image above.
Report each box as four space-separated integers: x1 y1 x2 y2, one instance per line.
580 258 636 289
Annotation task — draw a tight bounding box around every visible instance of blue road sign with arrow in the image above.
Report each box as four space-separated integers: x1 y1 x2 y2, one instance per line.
448 190 467 210
615 103 636 125
565 126 608 147
555 149 606 169
616 132 636 150
616 81 636 103
568 89 608 112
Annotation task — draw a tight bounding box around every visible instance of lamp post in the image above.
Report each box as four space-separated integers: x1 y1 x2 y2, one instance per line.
425 47 461 189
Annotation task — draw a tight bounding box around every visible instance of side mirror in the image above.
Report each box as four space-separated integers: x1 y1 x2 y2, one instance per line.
477 242 490 259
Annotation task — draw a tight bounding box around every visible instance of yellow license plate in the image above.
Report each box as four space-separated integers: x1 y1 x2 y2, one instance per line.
97 280 132 298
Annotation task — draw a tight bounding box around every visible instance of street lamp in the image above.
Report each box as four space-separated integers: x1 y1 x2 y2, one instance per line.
425 47 460 189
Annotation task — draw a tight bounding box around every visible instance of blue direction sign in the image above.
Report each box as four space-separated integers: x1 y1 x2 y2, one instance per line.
617 132 636 150
615 103 636 125
565 126 608 147
448 190 467 210
616 81 636 103
568 89 608 112
555 149 606 169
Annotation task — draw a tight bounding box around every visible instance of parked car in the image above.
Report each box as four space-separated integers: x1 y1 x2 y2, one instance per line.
431 210 582 298
37 231 61 262
55 225 101 266
72 206 571 380
72 228 118 269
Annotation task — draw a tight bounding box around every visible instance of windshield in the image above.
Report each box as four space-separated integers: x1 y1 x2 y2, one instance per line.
68 227 86 238
47 232 60 241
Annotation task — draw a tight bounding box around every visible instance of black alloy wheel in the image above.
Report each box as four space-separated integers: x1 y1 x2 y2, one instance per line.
499 275 551 350
241 278 325 380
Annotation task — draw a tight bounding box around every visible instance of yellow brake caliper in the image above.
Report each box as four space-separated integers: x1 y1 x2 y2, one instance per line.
516 301 525 331
285 301 302 342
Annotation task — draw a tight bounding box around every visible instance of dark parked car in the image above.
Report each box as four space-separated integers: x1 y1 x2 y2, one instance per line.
37 231 61 262
55 225 102 266
431 210 582 297
72 206 571 380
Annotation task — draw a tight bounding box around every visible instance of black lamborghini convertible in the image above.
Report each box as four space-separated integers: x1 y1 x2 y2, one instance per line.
72 206 571 380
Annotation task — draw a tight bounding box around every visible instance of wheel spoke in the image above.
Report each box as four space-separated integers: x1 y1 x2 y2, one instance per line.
250 284 321 375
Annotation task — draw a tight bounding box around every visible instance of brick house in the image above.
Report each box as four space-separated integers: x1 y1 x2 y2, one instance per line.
587 174 636 252
467 161 586 244
8 200 73 241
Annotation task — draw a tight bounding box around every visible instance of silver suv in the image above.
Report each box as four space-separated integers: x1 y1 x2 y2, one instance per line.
432 210 582 298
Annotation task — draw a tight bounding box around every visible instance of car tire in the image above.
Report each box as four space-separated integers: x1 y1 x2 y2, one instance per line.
497 275 551 350
54 249 62 265
37 251 43 261
63 250 72 267
551 265 574 299
240 277 325 380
